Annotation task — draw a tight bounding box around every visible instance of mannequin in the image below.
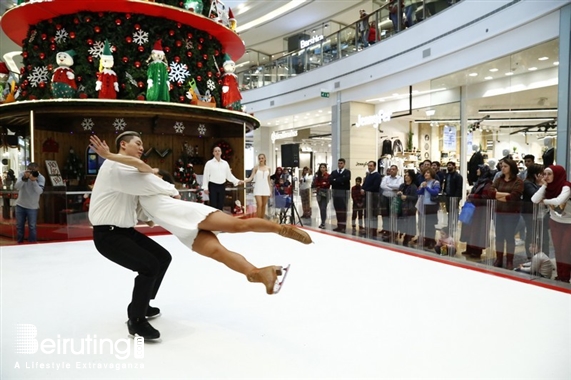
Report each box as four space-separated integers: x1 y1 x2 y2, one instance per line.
467 144 483 185
542 137 555 167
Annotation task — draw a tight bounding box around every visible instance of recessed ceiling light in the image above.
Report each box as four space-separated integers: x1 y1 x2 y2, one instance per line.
392 93 399 96
489 68 499 72
554 61 559 66
484 76 493 80
538 57 549 61
468 73 478 77
318 110 322 113
528 67 538 71
505 72 514 76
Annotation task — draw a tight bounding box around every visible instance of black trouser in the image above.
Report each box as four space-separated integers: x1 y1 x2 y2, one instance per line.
93 226 172 320
208 182 226 210
332 189 348 229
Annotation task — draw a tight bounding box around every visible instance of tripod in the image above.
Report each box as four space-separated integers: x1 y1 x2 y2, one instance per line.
277 175 302 226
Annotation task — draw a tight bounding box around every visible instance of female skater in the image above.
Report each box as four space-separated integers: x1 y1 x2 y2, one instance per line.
244 153 271 218
89 134 312 294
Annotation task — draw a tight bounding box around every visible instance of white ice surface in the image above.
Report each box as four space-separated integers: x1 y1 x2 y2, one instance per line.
1 231 570 379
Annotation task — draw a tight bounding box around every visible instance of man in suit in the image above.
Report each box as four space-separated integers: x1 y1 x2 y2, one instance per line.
361 161 381 238
329 158 351 232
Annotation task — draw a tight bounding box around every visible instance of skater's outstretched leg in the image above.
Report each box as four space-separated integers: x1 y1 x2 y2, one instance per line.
198 211 312 244
191 230 283 295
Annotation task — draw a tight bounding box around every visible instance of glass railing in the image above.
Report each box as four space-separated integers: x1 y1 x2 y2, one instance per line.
237 0 462 91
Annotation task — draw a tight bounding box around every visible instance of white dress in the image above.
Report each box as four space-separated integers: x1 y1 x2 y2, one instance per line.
253 169 271 196
140 195 218 249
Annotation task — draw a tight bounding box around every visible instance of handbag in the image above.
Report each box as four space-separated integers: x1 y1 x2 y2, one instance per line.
459 202 476 225
552 199 571 218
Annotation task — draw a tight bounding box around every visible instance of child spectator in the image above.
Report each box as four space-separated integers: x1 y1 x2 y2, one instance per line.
435 227 455 256
368 22 377 45
351 177 365 233
515 244 554 278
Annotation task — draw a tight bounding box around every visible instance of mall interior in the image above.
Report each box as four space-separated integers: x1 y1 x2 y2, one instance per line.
0 0 570 290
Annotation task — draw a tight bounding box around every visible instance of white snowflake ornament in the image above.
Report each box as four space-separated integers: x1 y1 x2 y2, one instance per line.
82 118 94 131
55 28 68 44
198 124 206 136
168 62 190 83
88 41 106 58
113 118 127 131
133 29 149 46
206 79 216 91
29 66 49 87
173 121 185 134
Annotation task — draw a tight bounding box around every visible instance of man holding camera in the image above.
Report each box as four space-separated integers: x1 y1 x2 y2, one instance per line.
15 163 45 243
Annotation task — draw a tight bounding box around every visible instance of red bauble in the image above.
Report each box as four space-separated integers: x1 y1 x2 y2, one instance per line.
41 33 47 40
88 56 93 63
28 95 36 100
26 65 32 71
187 32 193 39
87 39 93 45
20 67 26 74
175 40 182 47
202 54 208 60
39 82 46 88
121 83 126 89
50 44 56 51
49 36 55 43
169 30 175 36
197 75 202 81
77 76 82 82
116 19 122 26
207 71 212 78
56 24 62 30
197 44 202 50
199 37 204 43
69 31 76 39
179 96 185 102
79 93 88 99
174 56 180 63
134 24 140 31
216 72 221 78
122 56 129 63
73 18 80 24
94 26 101 33
197 62 203 68
138 81 144 88
177 82 182 87
137 95 145 101
125 13 131 19
138 46 144 53
47 18 53 24
39 53 45 59
177 22 182 28
126 36 132 43
217 79 222 85
33 45 39 50
186 51 192 58
22 79 29 86
22 52 28 59
85 17 91 23
164 47 171 53
214 50 219 56
21 91 27 97
47 64 53 71
169 83 174 90
134 61 141 68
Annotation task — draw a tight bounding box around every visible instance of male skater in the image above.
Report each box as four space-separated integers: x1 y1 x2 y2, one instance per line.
89 131 180 341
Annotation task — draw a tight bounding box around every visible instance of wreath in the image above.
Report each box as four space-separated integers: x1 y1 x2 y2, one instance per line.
214 140 233 161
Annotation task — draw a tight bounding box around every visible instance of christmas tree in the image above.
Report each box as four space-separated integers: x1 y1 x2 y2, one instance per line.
62 147 84 183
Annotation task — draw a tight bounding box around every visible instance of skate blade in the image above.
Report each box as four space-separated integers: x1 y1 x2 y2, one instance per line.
272 264 291 295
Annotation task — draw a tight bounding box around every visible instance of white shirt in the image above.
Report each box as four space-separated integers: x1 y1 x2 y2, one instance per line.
380 175 403 197
88 160 179 228
531 185 571 224
202 157 239 186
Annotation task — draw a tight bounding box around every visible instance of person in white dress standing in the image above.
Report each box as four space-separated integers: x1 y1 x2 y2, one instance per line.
244 153 271 219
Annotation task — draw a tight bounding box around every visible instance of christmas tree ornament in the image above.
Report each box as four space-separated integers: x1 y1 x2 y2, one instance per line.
146 39 170 102
95 40 119 99
69 31 76 39
51 49 77 98
221 54 241 110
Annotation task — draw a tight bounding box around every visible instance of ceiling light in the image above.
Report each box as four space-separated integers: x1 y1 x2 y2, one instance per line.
478 108 557 114
553 61 559 66
489 68 499 72
528 67 538 71
505 72 514 76
468 73 478 77
425 110 436 116
484 76 493 80
538 57 549 61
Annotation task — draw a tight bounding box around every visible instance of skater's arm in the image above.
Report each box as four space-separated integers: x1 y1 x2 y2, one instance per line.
89 135 156 174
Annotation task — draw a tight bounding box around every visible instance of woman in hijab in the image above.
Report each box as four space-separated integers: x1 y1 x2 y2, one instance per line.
460 164 495 259
532 165 571 282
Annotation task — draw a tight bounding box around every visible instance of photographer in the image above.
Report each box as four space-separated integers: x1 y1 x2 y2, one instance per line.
15 163 45 243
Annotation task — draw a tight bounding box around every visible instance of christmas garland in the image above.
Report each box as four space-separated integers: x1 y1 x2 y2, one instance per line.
214 140 232 160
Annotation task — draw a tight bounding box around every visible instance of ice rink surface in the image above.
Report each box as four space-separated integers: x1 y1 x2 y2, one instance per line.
1 230 570 379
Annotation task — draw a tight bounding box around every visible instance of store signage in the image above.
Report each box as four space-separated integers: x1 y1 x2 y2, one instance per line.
354 110 392 128
300 35 324 49
271 130 298 143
